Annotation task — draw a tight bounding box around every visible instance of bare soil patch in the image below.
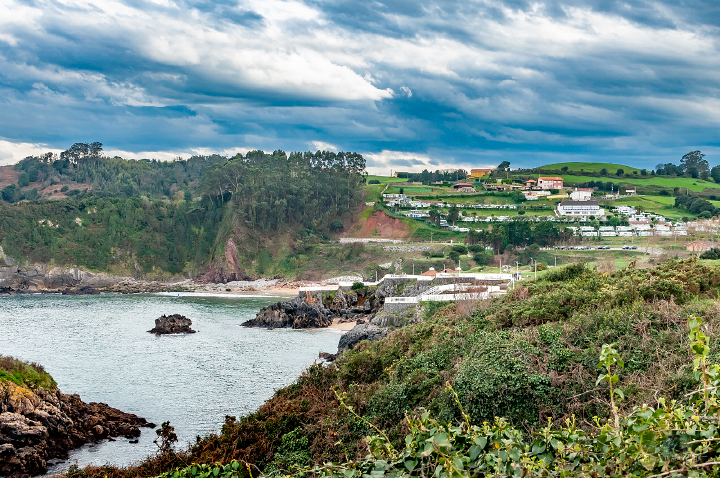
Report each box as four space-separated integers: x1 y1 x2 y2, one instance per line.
350 210 410 239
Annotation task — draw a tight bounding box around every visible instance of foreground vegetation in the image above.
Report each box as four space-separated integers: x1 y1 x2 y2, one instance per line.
64 258 720 478
0 354 56 389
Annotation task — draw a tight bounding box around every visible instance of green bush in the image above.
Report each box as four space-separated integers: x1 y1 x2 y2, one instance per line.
451 245 467 254
368 179 380 184
472 253 491 266
18 172 30 187
701 247 720 260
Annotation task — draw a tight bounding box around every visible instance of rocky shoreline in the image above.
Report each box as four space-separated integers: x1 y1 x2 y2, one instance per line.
242 287 384 329
0 381 154 477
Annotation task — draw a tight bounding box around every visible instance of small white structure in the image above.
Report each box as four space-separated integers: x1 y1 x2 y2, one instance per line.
523 190 551 200
570 188 593 201
557 201 605 217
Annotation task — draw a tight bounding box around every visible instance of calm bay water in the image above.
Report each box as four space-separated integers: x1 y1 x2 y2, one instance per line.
0 293 342 474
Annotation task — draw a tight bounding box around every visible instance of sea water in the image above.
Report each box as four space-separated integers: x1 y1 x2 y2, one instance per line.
0 293 341 474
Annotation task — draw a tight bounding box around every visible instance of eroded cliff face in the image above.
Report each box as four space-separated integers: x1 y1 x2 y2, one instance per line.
0 265 111 292
0 264 191 294
0 381 154 477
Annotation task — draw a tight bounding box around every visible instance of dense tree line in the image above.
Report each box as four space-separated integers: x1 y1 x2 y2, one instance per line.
675 194 718 219
397 169 469 183
656 150 712 179
0 197 221 274
466 221 574 253
198 150 366 232
9 142 227 201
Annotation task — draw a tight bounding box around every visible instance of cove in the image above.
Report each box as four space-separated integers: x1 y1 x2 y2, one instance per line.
0 293 341 474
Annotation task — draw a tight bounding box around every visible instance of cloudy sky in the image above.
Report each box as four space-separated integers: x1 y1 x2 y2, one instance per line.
1 0 719 173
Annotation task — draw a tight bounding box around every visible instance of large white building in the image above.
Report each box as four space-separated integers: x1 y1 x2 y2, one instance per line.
570 188 593 201
557 200 605 217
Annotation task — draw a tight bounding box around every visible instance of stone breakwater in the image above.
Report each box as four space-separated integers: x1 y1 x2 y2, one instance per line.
0 381 154 477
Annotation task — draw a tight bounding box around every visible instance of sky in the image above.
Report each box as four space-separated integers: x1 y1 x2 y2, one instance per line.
1 0 720 174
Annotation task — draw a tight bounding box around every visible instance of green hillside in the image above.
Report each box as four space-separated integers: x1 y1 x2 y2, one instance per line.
538 162 642 174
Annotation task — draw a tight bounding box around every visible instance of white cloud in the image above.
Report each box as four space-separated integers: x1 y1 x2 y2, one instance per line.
307 141 338 152
399 86 412 98
363 150 494 176
0 139 62 165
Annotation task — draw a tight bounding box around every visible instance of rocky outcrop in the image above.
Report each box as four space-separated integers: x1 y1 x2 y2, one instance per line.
148 314 196 334
0 264 191 295
337 323 388 353
244 288 386 329
0 381 154 477
242 296 335 329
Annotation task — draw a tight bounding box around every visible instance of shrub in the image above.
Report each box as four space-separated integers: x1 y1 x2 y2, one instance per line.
18 172 30 187
61 185 69 192
329 220 344 232
473 253 491 266
467 245 484 253
451 245 467 254
351 281 364 290
447 251 461 262
700 247 720 260
368 179 380 184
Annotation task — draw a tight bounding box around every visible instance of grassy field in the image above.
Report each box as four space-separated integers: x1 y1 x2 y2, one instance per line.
366 175 407 184
539 162 643 174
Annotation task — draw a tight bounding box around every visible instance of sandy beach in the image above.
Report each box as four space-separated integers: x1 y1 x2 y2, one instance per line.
329 318 356 331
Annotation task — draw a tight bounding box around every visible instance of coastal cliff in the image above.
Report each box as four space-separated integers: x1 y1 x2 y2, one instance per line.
0 263 190 294
0 359 154 477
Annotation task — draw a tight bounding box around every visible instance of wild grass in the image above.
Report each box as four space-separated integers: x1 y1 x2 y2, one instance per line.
0 354 56 389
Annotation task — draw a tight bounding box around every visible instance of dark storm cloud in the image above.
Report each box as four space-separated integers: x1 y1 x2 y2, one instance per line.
1 0 719 170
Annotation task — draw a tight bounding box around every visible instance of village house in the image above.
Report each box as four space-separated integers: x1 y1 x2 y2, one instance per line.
525 179 537 189
453 182 477 192
538 176 564 190
469 168 493 180
570 188 593 201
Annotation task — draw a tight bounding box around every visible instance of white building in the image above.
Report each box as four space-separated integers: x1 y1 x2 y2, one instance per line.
523 190 551 200
557 201 606 217
570 188 593 201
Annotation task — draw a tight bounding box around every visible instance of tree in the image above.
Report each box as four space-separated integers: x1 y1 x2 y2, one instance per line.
447 204 460 224
711 166 720 183
616 168 624 175
641 169 648 176
497 161 510 170
600 168 608 175
681 151 709 176
18 173 30 188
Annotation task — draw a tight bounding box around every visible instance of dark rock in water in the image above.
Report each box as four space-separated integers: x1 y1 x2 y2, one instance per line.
61 286 100 295
242 295 334 329
318 352 338 362
148 314 196 334
337 323 388 353
0 381 154 477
